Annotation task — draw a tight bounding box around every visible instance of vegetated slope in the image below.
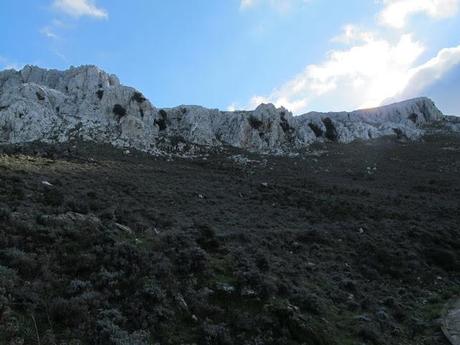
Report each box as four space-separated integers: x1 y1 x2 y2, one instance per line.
0 133 459 345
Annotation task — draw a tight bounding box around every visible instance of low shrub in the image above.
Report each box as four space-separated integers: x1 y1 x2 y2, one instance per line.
96 90 104 100
113 104 127 119
131 92 146 103
43 188 64 207
308 123 323 137
248 116 263 130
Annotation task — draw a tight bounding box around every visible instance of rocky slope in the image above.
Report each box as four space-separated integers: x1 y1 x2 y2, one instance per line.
0 65 452 154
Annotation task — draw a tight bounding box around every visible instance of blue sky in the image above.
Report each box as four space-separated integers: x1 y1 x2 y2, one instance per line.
1 0 459 115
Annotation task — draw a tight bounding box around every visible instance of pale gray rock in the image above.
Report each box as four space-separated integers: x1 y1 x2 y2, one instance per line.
0 65 455 154
158 103 297 152
441 116 460 132
296 97 444 144
0 65 159 152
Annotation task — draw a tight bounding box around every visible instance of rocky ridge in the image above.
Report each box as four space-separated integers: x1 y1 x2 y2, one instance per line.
0 65 453 154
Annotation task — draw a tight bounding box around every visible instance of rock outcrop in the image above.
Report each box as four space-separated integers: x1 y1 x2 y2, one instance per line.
0 65 451 154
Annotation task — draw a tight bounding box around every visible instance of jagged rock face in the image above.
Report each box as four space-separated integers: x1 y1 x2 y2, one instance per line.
296 97 445 144
0 65 449 154
157 103 298 152
0 65 160 152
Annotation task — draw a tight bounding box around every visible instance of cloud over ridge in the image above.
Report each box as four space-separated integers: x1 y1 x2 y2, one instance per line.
236 0 460 114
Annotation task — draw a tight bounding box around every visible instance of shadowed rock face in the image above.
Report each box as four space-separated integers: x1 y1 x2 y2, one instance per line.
0 65 450 154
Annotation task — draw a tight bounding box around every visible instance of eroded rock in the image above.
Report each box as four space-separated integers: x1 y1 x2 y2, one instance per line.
0 65 453 154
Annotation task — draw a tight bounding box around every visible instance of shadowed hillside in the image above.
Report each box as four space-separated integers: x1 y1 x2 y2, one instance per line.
0 133 459 344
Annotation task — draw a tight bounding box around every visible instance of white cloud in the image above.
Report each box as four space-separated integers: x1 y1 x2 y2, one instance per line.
53 0 108 19
234 0 460 114
378 0 459 28
390 45 460 101
244 29 425 113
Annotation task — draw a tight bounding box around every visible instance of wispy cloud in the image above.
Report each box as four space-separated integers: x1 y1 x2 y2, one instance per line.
52 49 69 63
53 0 108 19
378 0 459 28
38 1 107 65
40 26 60 39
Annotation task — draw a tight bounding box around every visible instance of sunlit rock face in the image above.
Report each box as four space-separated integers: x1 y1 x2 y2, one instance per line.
296 97 444 144
0 65 450 154
159 103 298 152
0 65 159 152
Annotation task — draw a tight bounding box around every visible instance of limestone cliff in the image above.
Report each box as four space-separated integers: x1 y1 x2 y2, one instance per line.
0 65 450 154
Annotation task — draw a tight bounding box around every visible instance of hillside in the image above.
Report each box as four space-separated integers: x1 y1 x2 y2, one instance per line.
0 133 459 344
1 65 460 344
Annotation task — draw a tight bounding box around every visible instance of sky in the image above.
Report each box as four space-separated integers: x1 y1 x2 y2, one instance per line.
0 0 459 115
